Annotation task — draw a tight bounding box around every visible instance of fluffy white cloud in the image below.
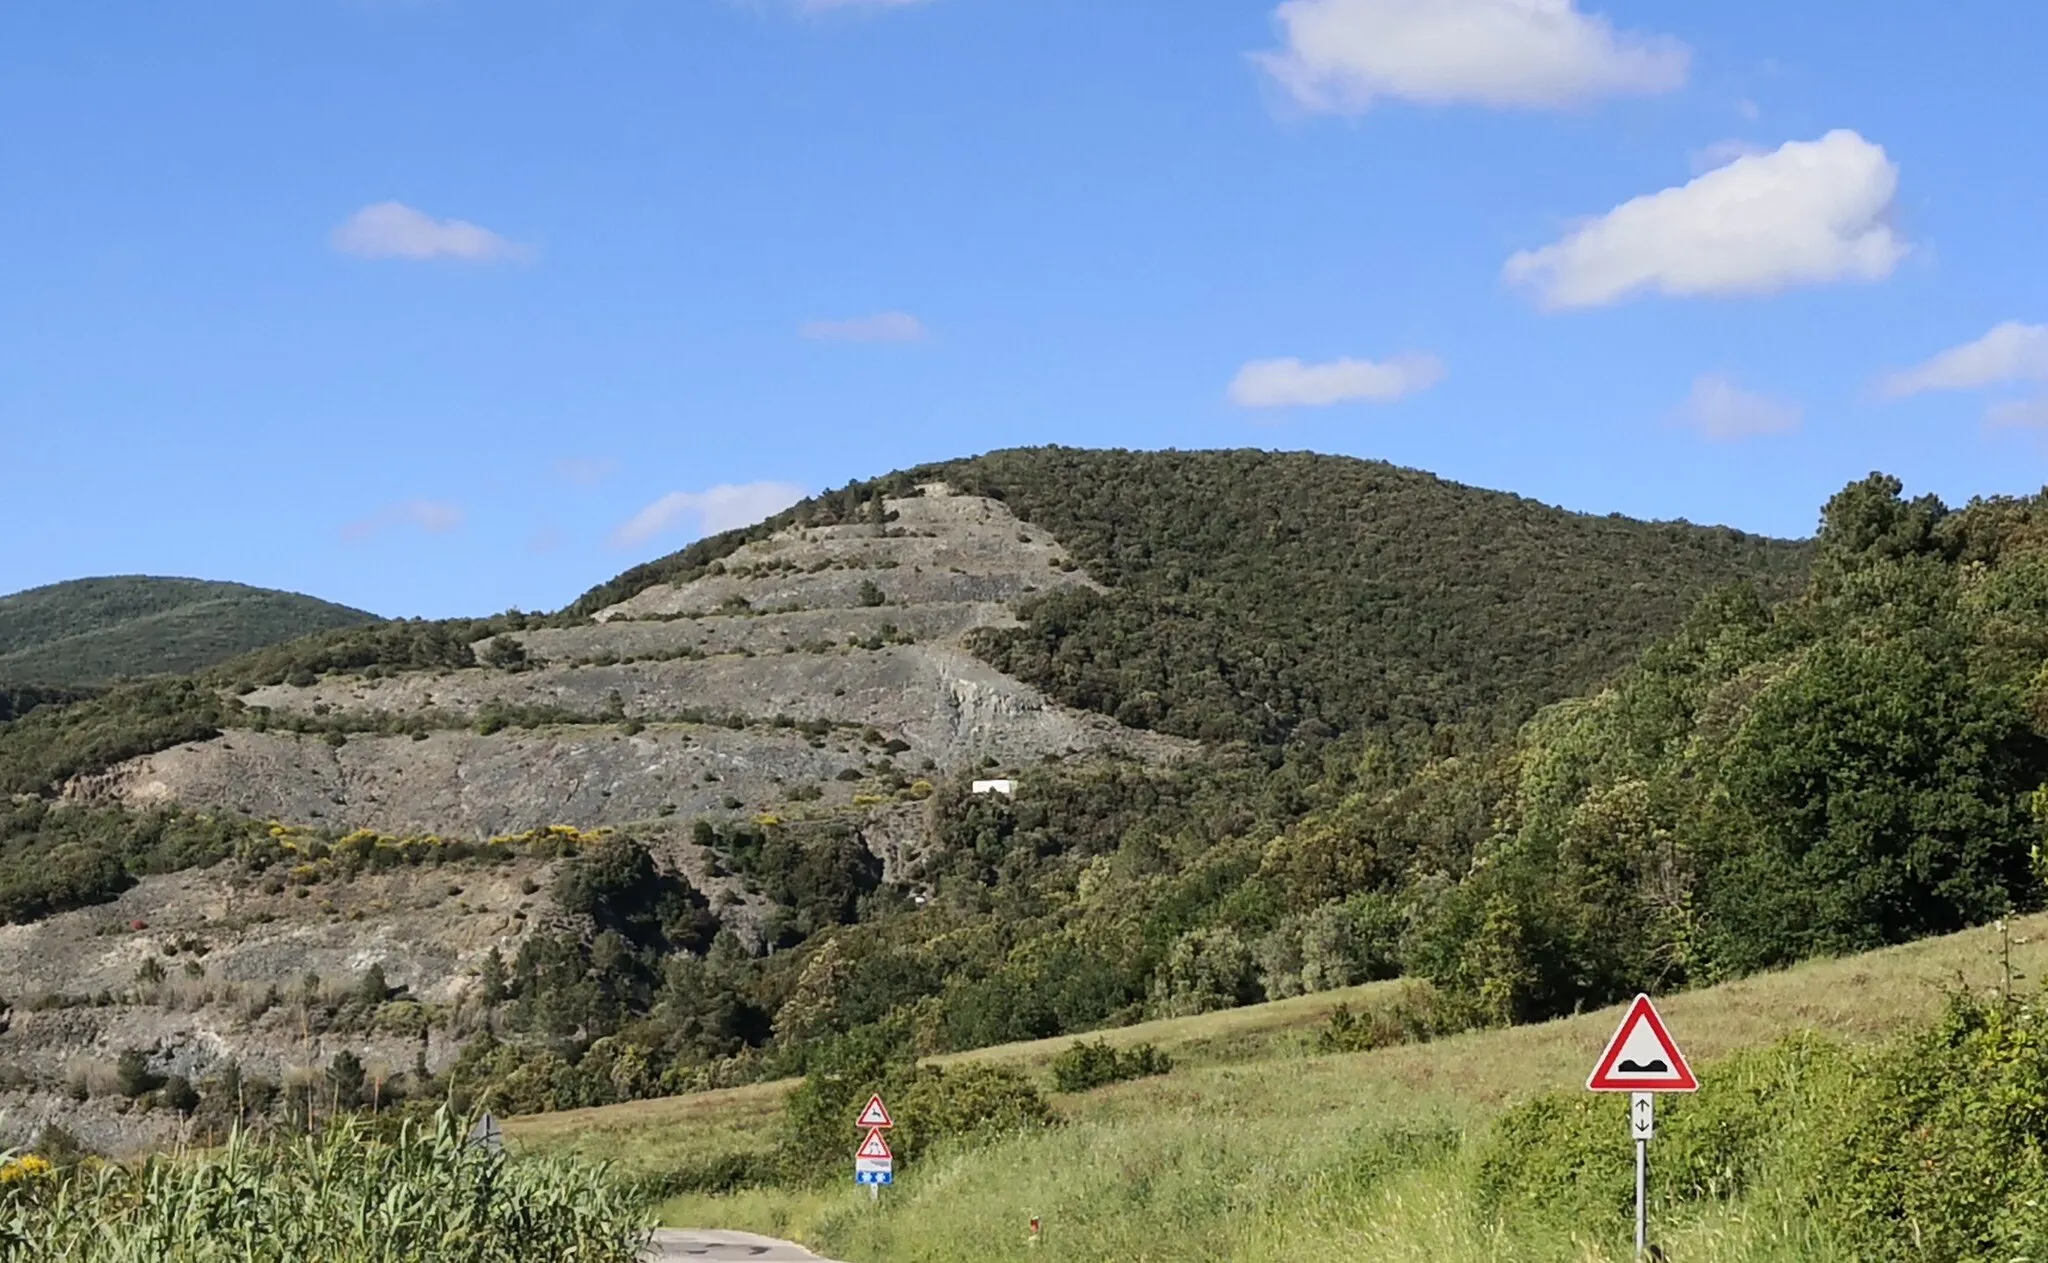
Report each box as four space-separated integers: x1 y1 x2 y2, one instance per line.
798 312 928 343
611 482 809 548
1258 0 1688 112
1228 353 1446 409
340 499 464 543
1504 130 1906 309
1672 374 1801 440
1878 323 2048 397
331 202 525 262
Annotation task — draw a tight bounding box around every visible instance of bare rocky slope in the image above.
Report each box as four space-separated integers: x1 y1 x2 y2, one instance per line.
68 486 1181 834
1 486 1186 1149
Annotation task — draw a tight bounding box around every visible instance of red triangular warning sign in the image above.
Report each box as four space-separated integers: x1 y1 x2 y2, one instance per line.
857 1094 894 1129
1587 994 1697 1092
856 1127 893 1160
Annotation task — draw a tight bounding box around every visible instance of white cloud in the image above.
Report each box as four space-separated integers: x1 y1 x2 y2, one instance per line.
611 482 809 548
1878 322 2048 397
1672 374 1801 440
340 499 464 543
1258 0 1688 113
1988 396 2048 431
1504 130 1907 310
798 312 928 343
1228 353 1446 409
331 201 526 262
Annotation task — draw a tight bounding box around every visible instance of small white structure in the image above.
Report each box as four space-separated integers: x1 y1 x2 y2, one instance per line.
971 779 1016 797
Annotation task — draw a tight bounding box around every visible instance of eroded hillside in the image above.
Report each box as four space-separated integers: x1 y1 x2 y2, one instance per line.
0 486 1186 1150
68 486 1181 835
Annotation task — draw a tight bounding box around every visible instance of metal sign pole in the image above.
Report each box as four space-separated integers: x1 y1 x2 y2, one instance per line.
1629 1091 1653 1258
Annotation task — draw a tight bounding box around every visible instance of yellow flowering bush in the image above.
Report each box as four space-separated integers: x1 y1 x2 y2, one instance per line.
0 1153 51 1183
243 823 611 888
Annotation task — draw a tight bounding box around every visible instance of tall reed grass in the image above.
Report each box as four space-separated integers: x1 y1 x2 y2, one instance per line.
0 1108 650 1262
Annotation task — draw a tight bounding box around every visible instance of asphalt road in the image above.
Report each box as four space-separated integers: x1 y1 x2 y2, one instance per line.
647 1228 843 1261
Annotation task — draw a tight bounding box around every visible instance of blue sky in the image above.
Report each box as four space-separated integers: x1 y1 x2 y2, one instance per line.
3 1 2046 618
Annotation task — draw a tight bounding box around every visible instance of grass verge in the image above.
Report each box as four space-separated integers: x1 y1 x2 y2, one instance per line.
527 916 2048 1260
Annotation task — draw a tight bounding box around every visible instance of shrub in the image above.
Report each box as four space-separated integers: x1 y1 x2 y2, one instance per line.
1474 1032 1851 1232
1806 989 2048 1259
1470 988 2048 1258
1315 981 1487 1054
481 635 529 670
777 1054 1052 1181
1049 1039 1173 1093
114 1049 158 1099
161 1074 201 1116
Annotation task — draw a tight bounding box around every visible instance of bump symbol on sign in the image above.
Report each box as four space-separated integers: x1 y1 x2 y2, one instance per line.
854 1125 894 1189
1586 994 1697 1093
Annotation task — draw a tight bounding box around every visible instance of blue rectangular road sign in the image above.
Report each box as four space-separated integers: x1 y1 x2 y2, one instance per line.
855 1169 893 1185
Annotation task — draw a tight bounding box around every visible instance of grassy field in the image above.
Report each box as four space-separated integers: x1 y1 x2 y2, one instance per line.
503 980 1395 1186
927 980 1394 1073
511 917 2048 1261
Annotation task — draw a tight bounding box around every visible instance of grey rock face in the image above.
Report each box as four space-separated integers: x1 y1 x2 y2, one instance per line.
76 485 1183 838
7 485 1185 1148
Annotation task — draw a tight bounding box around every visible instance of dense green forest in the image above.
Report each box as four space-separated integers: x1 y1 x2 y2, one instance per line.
0 576 377 687
941 448 1811 744
447 472 2048 1114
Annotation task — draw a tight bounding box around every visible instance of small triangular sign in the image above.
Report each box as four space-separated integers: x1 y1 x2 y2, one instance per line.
857 1094 894 1129
469 1112 504 1151
1587 994 1697 1092
857 1127 893 1160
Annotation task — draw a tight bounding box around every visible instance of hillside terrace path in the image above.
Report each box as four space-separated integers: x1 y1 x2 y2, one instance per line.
646 1228 845 1261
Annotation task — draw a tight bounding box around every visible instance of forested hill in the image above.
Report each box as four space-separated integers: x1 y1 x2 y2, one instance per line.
0 576 378 688
583 447 1813 746
21 454 2044 1147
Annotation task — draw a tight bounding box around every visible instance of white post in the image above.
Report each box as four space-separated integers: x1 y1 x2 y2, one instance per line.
1635 1136 1647 1257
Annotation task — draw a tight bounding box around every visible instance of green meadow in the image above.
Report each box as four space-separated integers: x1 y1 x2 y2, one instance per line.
508 914 2048 1261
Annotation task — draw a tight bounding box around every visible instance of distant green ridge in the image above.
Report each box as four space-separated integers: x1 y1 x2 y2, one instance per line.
0 575 379 687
